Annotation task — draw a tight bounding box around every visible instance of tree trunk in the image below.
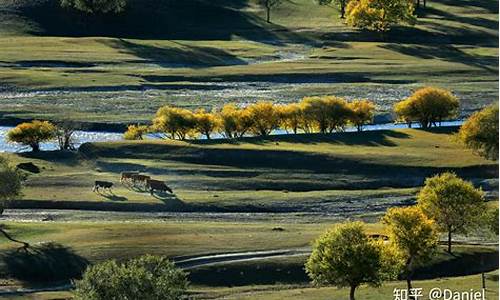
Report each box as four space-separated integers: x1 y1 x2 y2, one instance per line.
266 6 271 23
447 230 452 253
423 0 426 8
31 143 40 152
349 285 356 300
340 4 345 19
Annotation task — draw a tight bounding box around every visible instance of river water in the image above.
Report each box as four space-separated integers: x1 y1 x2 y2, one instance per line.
0 120 463 153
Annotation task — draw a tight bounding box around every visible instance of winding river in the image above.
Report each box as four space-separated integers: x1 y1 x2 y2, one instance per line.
0 120 463 153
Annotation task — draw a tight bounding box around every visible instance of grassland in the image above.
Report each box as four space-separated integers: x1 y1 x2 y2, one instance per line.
0 0 497 124
2 128 496 212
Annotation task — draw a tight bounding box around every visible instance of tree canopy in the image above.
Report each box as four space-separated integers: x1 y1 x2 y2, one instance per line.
394 87 459 128
417 172 486 253
346 0 416 32
382 206 439 291
60 0 127 14
74 255 188 300
305 222 398 300
7 120 57 152
348 99 375 131
458 104 499 160
123 124 149 140
153 106 197 140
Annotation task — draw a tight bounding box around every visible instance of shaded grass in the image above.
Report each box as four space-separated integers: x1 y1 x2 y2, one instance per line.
3 128 496 211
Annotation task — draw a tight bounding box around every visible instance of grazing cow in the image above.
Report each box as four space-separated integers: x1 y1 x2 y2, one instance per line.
93 180 113 192
120 171 139 183
146 179 173 195
130 174 151 186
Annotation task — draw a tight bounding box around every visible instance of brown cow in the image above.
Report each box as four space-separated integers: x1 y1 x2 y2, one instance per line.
131 174 151 186
146 179 173 195
120 171 139 183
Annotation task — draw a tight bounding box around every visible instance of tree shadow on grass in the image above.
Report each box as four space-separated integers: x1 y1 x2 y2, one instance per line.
13 0 310 45
1 242 88 283
102 39 248 68
189 130 412 147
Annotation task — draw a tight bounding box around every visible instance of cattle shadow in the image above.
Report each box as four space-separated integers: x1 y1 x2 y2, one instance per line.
94 189 127 201
0 242 88 283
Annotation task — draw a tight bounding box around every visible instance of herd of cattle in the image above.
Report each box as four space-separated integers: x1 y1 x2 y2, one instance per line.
93 171 173 195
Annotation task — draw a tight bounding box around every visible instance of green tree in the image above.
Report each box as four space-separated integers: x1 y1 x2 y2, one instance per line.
247 101 280 136
394 87 459 129
346 0 416 32
417 172 486 253
348 99 376 131
305 222 399 300
382 206 439 292
60 0 127 14
152 106 196 140
457 104 499 160
123 124 149 140
260 0 284 23
74 255 188 300
7 120 57 152
316 0 350 19
0 157 27 249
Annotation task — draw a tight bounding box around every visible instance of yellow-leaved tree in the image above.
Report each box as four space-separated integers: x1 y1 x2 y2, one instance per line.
193 109 220 140
457 103 499 160
346 0 416 32
382 206 439 292
152 106 196 140
393 87 459 128
123 124 149 140
218 104 254 138
7 120 57 152
348 99 376 131
246 101 280 136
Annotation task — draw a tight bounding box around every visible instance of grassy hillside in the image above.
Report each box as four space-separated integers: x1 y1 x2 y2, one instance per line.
4 128 496 212
0 0 497 124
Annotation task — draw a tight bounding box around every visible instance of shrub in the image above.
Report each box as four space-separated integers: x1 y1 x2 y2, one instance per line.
74 255 188 300
7 120 57 152
123 124 149 140
457 104 498 160
153 106 196 140
394 87 459 128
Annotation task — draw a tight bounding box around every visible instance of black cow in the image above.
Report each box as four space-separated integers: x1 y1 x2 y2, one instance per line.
93 180 113 193
146 179 173 195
